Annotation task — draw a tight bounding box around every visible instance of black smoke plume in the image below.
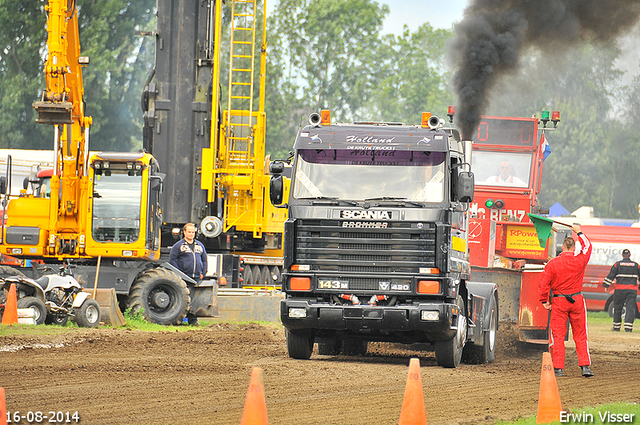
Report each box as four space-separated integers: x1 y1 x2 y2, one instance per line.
449 0 640 139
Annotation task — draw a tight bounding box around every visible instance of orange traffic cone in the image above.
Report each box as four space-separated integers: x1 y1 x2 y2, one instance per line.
536 352 562 423
1 387 7 425
1 284 18 326
240 367 268 425
398 358 427 425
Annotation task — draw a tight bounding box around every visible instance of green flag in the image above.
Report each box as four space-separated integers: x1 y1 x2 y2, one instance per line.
527 213 554 248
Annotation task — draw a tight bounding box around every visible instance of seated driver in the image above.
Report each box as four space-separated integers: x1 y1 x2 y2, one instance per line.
484 160 526 186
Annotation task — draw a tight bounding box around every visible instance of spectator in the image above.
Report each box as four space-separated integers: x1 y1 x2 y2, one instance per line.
169 223 207 325
603 248 639 332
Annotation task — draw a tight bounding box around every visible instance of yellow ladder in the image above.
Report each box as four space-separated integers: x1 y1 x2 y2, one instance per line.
226 0 258 168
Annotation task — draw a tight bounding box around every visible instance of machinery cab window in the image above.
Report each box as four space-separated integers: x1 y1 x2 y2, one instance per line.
92 163 143 244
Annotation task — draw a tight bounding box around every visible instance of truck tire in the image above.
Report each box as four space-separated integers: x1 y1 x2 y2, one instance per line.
286 329 314 359
127 268 190 325
435 294 467 368
242 266 253 287
251 265 260 285
463 294 497 364
17 296 47 325
74 299 101 328
317 338 342 355
259 266 271 286
342 339 368 356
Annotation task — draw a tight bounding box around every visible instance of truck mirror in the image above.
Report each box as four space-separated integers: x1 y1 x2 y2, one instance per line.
0 176 6 195
456 171 474 203
150 173 165 193
269 161 284 175
270 175 284 205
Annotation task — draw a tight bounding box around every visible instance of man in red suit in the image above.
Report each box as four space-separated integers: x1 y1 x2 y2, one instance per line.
539 224 594 377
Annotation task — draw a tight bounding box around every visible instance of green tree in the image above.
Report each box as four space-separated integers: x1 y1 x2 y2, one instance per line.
0 1 48 149
366 24 454 123
0 0 155 152
77 0 155 151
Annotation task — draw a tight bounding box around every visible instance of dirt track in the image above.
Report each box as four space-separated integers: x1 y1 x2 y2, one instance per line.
1 320 639 425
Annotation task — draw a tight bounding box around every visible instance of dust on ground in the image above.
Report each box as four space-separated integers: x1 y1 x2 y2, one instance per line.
0 320 638 425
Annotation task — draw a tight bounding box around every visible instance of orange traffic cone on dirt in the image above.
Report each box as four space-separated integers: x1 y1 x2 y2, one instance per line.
398 358 427 425
1 283 18 325
536 352 562 423
1 387 7 425
240 367 269 425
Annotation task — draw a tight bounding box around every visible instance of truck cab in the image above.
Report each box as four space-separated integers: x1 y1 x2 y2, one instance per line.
270 112 498 368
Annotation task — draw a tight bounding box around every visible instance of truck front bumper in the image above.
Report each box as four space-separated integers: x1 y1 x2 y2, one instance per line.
281 298 457 342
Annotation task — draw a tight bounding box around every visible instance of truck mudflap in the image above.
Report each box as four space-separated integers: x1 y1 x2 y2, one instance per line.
465 281 499 344
280 299 458 342
188 281 220 317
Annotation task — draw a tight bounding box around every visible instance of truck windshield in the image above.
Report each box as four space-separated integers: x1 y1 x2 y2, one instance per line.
292 149 446 202
472 151 532 188
92 170 142 243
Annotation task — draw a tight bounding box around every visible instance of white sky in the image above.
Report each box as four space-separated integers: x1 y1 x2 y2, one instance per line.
378 0 467 34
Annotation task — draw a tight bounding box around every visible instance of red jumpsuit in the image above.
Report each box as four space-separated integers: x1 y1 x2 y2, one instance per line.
538 232 592 369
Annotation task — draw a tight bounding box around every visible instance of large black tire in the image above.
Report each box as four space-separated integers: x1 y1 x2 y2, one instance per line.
74 299 101 328
317 338 342 355
258 266 270 286
463 294 498 364
242 266 253 287
45 313 69 326
342 339 368 356
286 330 314 359
127 268 190 325
17 296 47 325
435 294 468 368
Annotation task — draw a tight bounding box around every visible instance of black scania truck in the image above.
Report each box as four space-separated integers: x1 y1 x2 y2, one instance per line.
269 112 498 368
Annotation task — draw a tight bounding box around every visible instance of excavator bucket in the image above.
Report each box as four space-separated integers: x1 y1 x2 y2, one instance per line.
90 288 126 327
33 100 73 125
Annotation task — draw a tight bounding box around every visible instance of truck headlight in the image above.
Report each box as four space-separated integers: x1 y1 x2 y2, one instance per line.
288 308 307 318
421 310 439 321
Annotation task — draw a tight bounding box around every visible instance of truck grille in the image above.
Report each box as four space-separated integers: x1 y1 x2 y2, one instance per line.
295 219 436 274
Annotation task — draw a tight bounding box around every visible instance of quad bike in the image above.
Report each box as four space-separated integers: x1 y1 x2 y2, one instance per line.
0 265 101 327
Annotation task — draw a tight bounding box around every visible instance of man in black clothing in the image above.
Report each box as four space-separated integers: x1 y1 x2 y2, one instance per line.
603 249 640 332
169 223 208 325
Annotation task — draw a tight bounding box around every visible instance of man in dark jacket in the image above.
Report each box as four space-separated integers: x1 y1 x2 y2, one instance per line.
603 248 640 332
170 223 208 280
169 223 207 324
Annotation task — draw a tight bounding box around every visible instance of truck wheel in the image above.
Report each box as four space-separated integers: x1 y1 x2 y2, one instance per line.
74 299 101 328
127 268 190 325
17 296 47 325
259 266 271 286
342 339 368 356
251 265 260 285
435 294 467 368
270 266 281 283
286 329 314 359
317 338 342 355
45 313 69 326
242 266 253 287
463 294 497 364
